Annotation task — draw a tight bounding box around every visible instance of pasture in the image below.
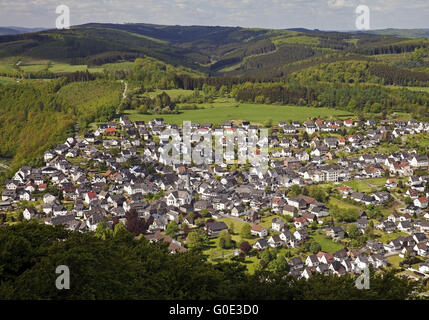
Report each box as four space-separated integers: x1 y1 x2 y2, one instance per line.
124 98 352 125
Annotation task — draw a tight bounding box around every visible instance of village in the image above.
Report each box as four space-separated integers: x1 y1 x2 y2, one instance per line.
1 115 429 282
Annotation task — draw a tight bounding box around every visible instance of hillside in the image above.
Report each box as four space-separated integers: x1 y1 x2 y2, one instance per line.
1 22 429 180
0 23 429 78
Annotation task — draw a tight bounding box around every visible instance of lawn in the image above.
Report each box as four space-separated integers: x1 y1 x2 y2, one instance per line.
373 230 408 243
259 215 281 230
243 255 259 274
387 255 403 268
365 178 387 186
344 180 375 193
311 232 344 253
124 99 351 125
328 197 362 211
0 76 16 85
217 217 254 244
0 58 104 75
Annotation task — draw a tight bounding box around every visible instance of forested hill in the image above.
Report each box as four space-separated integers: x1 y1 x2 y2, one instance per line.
0 222 420 300
1 23 429 77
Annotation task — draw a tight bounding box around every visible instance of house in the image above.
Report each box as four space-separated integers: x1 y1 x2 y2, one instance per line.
282 205 297 217
355 255 370 270
204 221 228 236
305 254 320 267
267 235 283 248
293 217 308 229
251 225 268 237
327 226 344 240
279 230 294 243
356 218 369 233
293 229 309 242
166 190 192 207
377 220 397 233
368 255 387 268
288 257 304 271
23 208 37 220
366 240 385 254
373 191 390 203
385 178 398 189
397 220 412 233
272 218 286 232
85 192 98 203
414 242 429 257
413 233 428 244
317 252 334 264
414 197 428 209
253 238 268 250
410 156 429 168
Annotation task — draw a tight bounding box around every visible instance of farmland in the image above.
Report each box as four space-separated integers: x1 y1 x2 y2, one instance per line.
124 98 352 125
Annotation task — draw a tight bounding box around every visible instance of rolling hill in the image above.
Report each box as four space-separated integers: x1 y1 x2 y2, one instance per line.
0 23 428 78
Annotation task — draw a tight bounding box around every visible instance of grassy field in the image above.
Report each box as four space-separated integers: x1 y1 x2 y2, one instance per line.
311 232 344 253
390 86 429 93
328 197 363 211
0 76 17 85
373 230 408 243
143 89 194 99
387 255 403 268
272 35 320 46
0 58 105 75
365 178 387 186
344 180 375 193
124 99 352 125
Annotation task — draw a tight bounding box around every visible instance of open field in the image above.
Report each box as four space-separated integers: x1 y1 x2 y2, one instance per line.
373 230 408 243
124 100 352 125
310 233 344 253
0 58 105 75
388 86 429 93
387 255 403 268
143 89 195 99
328 197 362 211
344 180 375 193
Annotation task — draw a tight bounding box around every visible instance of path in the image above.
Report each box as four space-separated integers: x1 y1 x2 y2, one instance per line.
218 212 248 224
0 163 10 170
121 80 128 100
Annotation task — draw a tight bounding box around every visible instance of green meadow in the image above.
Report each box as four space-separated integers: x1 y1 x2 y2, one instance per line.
124 99 352 125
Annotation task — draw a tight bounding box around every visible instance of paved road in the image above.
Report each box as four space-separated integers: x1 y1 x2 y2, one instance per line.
218 212 248 224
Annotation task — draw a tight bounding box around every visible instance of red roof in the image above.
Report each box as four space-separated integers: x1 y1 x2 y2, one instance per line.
251 225 266 232
87 192 97 199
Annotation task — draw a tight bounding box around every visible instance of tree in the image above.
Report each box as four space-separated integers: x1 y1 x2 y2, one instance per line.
240 241 252 255
138 105 148 114
260 249 273 264
240 224 252 239
229 222 235 235
165 221 179 238
113 222 133 241
125 210 146 236
310 242 322 254
271 254 290 273
186 231 202 250
347 224 360 239
288 185 301 197
95 222 112 240
218 230 232 249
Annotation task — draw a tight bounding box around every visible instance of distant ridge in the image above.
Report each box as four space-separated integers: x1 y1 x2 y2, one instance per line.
0 26 46 36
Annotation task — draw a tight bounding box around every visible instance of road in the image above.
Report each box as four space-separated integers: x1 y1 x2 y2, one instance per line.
121 80 128 100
